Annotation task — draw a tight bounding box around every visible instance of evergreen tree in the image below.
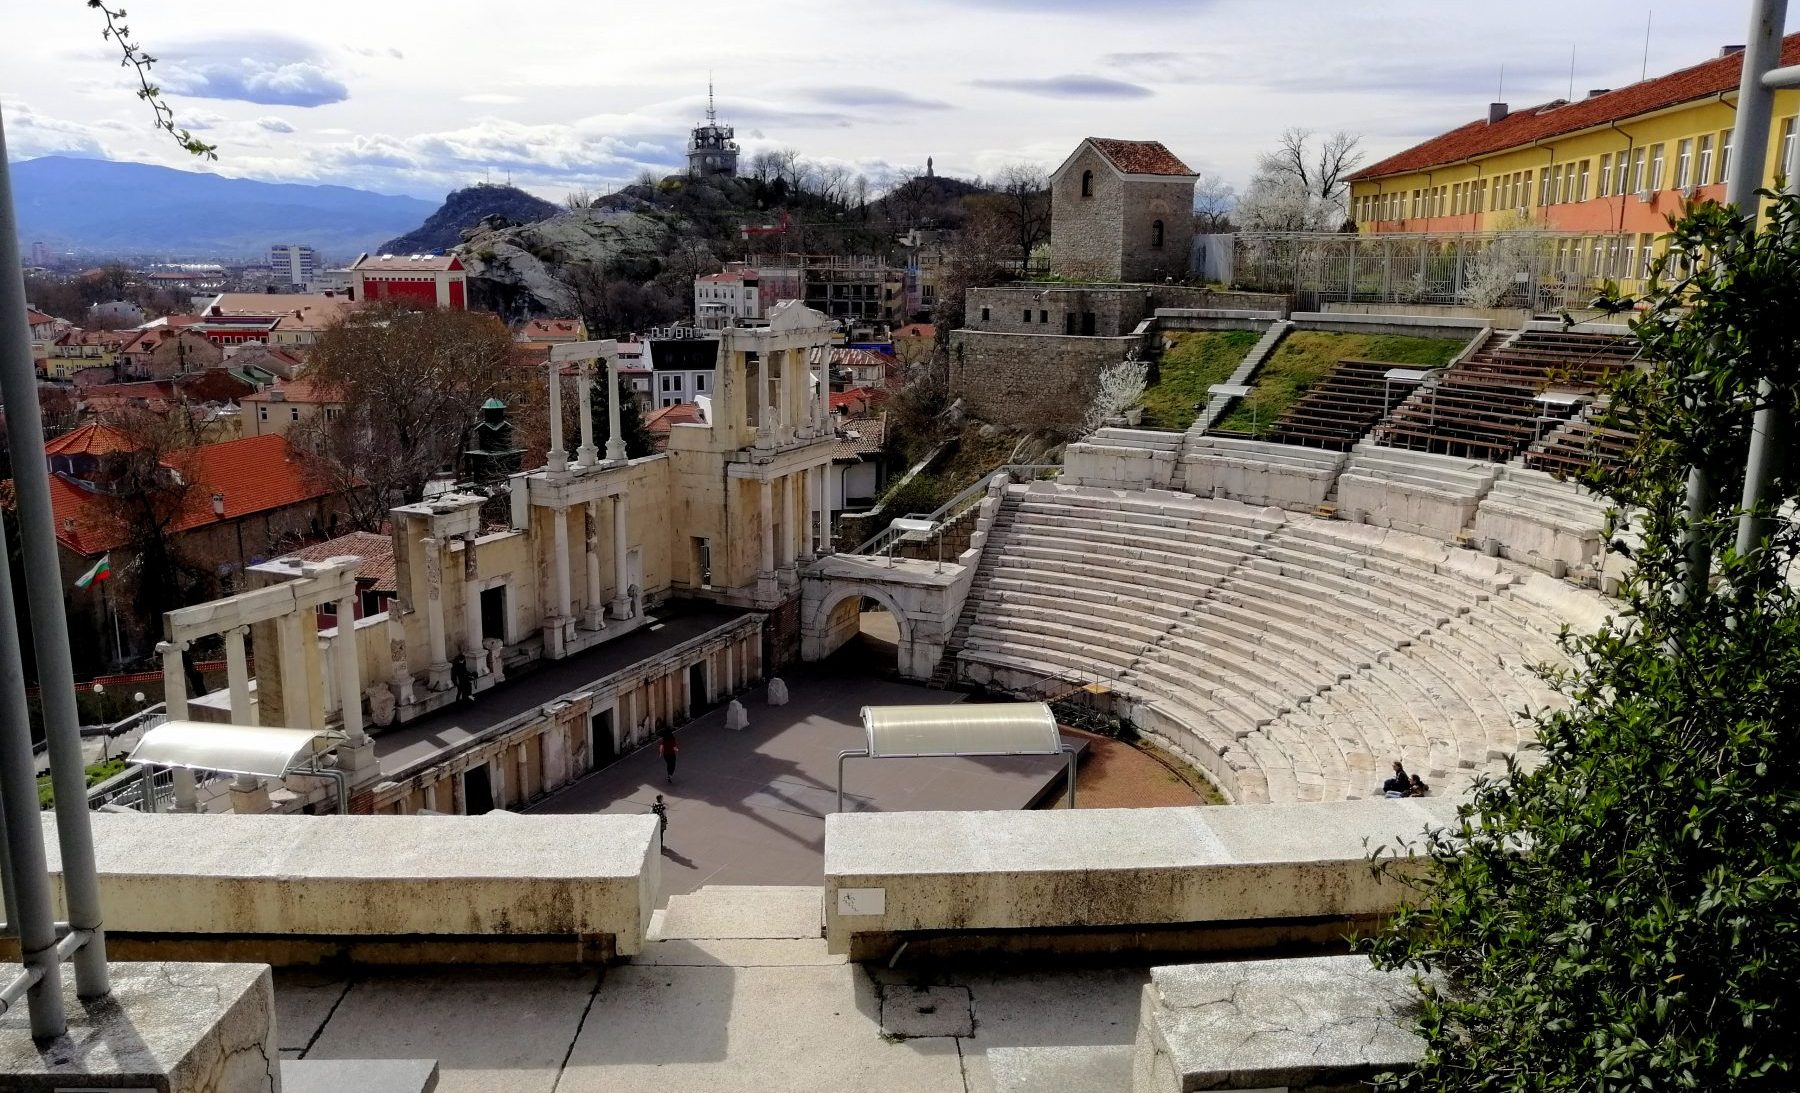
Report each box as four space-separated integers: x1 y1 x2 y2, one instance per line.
590 375 656 459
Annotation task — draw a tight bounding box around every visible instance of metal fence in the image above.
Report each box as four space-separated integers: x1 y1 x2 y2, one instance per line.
1230 231 1634 313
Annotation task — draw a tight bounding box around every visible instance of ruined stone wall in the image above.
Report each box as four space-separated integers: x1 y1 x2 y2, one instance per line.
947 330 1139 430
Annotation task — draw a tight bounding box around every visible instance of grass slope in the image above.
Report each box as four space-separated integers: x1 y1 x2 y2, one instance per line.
1215 331 1465 436
1141 330 1261 430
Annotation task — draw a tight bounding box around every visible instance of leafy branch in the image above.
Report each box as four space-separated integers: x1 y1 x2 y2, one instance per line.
87 0 217 160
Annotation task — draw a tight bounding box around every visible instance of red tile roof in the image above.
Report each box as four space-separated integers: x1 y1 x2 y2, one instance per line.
893 323 936 341
518 318 585 340
30 434 333 556
280 530 396 593
1351 36 1800 181
1087 138 1196 177
238 377 343 405
833 416 887 460
44 423 137 457
645 403 706 434
26 307 56 327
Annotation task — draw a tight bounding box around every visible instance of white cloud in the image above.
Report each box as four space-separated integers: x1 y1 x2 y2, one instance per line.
256 117 297 133
461 93 524 105
1 102 108 160
160 34 349 108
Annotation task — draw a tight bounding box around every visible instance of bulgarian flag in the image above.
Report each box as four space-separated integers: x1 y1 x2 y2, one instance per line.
75 554 112 589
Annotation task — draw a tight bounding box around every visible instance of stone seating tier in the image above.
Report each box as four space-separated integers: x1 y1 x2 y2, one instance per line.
954 482 1592 803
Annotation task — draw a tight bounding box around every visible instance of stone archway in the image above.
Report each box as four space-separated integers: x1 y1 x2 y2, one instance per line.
803 584 914 672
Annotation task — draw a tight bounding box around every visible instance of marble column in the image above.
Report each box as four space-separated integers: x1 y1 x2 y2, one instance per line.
758 479 775 576
795 468 810 561
815 345 830 432
158 639 198 812
224 626 258 794
546 358 567 474
575 359 599 468
550 507 572 654
333 592 369 749
277 611 309 728
773 349 789 435
421 537 451 690
582 504 605 630
611 493 631 619
461 536 484 677
724 641 736 692
605 353 627 463
778 476 797 571
756 354 772 442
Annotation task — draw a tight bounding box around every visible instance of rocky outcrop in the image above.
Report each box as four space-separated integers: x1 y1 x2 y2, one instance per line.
456 204 691 317
378 183 559 254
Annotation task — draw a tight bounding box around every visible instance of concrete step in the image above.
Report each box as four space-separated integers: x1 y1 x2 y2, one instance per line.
987 1044 1135 1093
281 1059 439 1093
632 936 844 967
653 884 823 941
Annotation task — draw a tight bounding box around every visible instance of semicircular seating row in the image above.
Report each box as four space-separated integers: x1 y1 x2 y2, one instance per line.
956 482 1597 803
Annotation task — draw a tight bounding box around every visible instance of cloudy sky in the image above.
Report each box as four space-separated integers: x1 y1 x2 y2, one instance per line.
4 1 1793 202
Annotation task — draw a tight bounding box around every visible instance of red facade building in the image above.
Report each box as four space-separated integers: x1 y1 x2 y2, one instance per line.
348 254 468 309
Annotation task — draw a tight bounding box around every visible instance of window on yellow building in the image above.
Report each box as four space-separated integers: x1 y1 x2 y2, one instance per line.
1628 148 1646 194
1648 144 1666 191
1620 236 1636 278
1697 134 1714 184
1614 152 1631 196
1780 116 1798 177
1598 153 1613 197
1638 233 1656 279
1577 160 1591 201
1719 129 1732 183
1538 167 1552 206
1675 138 1693 189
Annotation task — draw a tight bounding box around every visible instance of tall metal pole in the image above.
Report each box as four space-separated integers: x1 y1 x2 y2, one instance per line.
0 514 65 1038
1731 0 1792 562
0 108 109 996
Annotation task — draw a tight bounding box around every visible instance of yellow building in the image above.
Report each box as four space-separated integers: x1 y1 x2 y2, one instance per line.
1349 36 1800 288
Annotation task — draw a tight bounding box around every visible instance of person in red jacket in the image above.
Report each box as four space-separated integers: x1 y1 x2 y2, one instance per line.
658 727 679 783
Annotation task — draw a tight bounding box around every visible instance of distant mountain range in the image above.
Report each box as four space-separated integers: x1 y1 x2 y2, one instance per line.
9 156 437 259
378 184 559 254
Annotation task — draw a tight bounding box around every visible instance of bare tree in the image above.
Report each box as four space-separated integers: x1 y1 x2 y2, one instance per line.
1192 173 1237 234
1259 128 1365 210
930 198 1016 335
301 303 526 510
992 164 1053 259
557 261 681 337
1082 359 1150 435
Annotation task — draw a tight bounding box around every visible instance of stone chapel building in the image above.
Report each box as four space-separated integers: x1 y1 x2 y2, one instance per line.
1049 137 1200 283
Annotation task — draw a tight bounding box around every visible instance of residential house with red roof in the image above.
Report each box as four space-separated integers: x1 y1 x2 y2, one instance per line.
1347 36 1800 288
239 377 345 438
15 425 350 669
1050 137 1199 282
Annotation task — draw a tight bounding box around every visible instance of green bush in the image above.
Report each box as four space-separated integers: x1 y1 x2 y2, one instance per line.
1365 195 1800 1091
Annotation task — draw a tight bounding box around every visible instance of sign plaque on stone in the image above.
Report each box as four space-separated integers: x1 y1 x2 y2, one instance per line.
836 887 885 915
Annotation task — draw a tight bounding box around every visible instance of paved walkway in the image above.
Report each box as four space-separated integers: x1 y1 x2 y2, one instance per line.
527 669 1072 897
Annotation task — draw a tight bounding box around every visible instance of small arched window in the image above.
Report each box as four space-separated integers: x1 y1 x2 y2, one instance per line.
1080 170 1093 197
1151 219 1165 247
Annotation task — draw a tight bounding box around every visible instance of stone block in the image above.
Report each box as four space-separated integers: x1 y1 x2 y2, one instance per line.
281 1058 439 1093
40 813 660 960
0 961 276 1092
1131 955 1422 1092
823 800 1456 956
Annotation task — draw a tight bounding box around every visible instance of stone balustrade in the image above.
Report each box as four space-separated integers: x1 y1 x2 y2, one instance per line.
823 798 1458 959
38 813 660 964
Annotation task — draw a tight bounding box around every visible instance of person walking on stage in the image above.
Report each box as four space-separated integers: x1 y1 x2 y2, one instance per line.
658 726 679 783
651 794 668 837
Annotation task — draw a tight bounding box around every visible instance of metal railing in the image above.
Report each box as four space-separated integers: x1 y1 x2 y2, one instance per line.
849 464 1058 556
